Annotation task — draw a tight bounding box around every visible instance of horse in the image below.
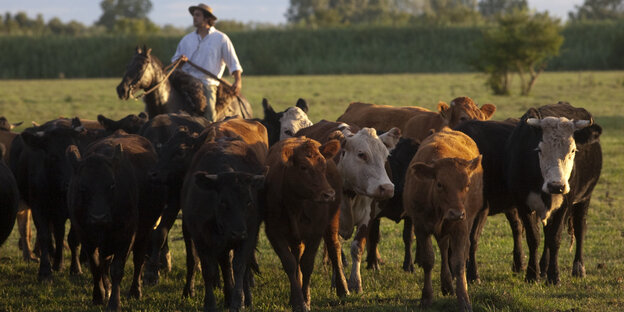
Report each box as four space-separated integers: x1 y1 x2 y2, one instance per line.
117 46 253 121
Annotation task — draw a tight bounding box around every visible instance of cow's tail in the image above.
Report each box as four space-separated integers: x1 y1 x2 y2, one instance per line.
567 215 575 252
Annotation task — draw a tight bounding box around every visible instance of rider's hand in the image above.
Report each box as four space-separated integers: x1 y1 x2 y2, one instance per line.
232 79 242 95
180 55 189 63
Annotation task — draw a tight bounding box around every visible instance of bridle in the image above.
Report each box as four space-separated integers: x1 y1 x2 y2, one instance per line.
130 56 184 100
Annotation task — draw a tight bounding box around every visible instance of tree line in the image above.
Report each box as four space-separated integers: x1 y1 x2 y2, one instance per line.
1 0 623 36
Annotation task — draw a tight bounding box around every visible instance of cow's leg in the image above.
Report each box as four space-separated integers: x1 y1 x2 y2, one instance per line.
231 224 259 311
267 233 306 311
107 244 131 311
438 236 454 295
31 208 53 281
129 234 149 300
366 217 382 271
17 205 38 261
572 200 590 278
467 206 488 283
402 216 414 272
323 207 349 298
300 235 323 310
86 245 105 305
197 250 219 312
519 209 541 282
450 234 471 312
68 225 82 275
182 223 198 298
145 198 179 285
348 223 368 293
218 251 234 309
543 207 567 285
416 230 434 308
51 217 66 272
505 208 525 273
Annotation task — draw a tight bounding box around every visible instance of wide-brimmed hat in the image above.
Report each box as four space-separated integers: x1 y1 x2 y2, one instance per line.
188 3 217 19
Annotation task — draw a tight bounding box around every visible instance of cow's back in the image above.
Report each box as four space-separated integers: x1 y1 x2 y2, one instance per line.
337 102 429 132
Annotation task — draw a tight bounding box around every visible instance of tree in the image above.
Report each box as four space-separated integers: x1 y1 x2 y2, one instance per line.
478 0 527 19
569 0 624 21
475 9 563 95
96 0 153 31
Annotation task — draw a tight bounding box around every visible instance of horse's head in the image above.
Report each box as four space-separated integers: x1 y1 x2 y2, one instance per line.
117 46 158 100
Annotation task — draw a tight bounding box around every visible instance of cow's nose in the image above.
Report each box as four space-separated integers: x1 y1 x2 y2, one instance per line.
547 182 564 194
321 189 336 202
230 231 247 241
444 209 465 221
377 183 395 199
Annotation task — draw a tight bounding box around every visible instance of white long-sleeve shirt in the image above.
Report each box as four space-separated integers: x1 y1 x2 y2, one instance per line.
171 27 243 87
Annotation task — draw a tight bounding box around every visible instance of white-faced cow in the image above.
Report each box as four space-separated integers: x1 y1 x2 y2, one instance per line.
404 127 483 312
255 98 311 146
505 102 602 285
296 120 400 293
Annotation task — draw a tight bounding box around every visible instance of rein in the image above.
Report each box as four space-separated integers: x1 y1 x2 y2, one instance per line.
185 59 234 89
132 57 184 100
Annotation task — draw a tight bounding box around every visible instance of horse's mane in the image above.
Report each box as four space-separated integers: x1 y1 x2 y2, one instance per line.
169 70 207 116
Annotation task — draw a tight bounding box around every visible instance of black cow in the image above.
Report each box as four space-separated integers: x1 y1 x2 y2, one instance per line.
366 137 420 272
97 112 149 134
454 119 526 283
181 134 266 311
67 131 165 310
0 143 19 247
505 102 602 284
12 119 96 280
139 113 210 155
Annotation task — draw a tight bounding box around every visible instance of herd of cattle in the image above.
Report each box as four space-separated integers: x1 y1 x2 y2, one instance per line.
0 96 602 312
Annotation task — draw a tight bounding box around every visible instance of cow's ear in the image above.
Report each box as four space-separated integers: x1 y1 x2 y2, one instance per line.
97 114 113 129
281 146 295 166
112 144 124 169
71 117 85 132
320 139 341 160
480 104 496 120
11 121 22 129
262 98 276 117
379 127 401 152
138 112 148 121
467 155 482 173
250 174 266 189
437 101 450 114
194 171 218 190
21 131 47 150
574 123 602 145
135 45 142 54
66 145 82 172
410 162 436 180
296 98 309 113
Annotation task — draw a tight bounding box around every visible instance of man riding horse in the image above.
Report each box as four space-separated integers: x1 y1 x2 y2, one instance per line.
172 3 243 122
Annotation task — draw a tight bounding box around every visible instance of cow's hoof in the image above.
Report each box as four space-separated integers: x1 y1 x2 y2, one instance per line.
403 261 414 272
143 269 160 286
572 262 586 278
546 275 560 286
348 279 362 294
70 264 82 275
420 297 433 309
38 273 53 283
183 287 195 298
441 283 454 296
128 287 142 299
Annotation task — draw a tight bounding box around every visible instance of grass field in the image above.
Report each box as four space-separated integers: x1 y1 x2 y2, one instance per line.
0 71 623 311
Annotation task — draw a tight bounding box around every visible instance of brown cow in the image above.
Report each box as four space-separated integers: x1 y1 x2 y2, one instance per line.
403 96 496 142
337 102 429 132
404 127 483 312
264 137 349 311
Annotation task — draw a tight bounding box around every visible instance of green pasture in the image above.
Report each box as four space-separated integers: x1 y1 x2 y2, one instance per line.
0 71 623 311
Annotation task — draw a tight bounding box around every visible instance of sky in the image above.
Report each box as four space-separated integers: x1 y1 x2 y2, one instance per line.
4 0 584 27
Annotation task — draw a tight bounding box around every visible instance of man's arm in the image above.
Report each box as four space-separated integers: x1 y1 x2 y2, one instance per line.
232 70 242 95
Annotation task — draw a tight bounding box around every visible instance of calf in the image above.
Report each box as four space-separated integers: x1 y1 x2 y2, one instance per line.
0 143 19 247
296 120 400 293
404 127 483 311
403 96 496 142
264 137 348 311
181 134 266 311
505 102 602 284
67 132 164 310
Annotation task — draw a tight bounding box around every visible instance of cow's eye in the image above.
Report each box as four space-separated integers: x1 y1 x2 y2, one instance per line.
437 182 443 189
358 152 367 161
284 130 294 137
